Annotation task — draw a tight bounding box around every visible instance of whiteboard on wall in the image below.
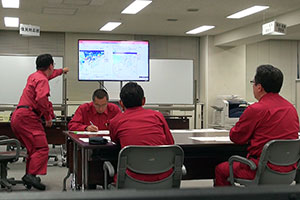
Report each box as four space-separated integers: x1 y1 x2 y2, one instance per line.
104 59 194 104
0 55 63 104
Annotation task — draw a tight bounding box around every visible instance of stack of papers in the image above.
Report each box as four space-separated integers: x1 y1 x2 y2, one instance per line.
73 130 109 135
189 136 231 142
171 129 228 134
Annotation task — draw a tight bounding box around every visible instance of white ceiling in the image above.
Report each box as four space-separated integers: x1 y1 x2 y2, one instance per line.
1 0 300 45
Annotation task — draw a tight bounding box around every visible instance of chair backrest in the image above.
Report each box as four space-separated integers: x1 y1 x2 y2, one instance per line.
255 139 300 185
116 145 184 189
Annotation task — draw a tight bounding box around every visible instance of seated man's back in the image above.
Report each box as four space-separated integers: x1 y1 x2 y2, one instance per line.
109 82 174 182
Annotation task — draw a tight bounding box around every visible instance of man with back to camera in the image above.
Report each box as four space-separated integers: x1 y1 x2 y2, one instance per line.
214 64 299 186
109 82 175 182
68 89 121 132
11 54 69 190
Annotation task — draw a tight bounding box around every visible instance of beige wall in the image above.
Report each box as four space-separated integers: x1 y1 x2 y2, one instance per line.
246 40 298 104
0 30 64 56
200 36 246 127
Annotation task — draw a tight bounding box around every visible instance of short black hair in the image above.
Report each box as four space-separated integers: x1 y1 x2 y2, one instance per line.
120 82 144 108
254 64 283 93
92 89 109 101
36 54 54 71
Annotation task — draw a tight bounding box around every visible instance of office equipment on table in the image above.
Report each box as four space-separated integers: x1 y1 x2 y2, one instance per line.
0 136 24 191
228 139 300 186
103 145 184 189
212 95 248 129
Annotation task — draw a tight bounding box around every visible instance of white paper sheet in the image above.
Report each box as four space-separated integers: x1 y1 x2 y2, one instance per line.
189 136 231 142
79 136 112 143
171 129 228 134
73 130 109 135
79 138 89 142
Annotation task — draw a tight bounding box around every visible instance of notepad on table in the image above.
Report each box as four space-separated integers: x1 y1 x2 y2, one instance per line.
189 136 231 142
73 130 109 135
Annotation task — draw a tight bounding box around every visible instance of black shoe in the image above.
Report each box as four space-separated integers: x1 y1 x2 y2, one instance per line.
35 176 41 182
22 174 46 191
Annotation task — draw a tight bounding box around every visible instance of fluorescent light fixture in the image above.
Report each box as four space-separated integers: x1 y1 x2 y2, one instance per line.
1 0 19 8
186 25 215 34
99 22 122 31
4 17 19 27
121 0 152 14
227 5 269 19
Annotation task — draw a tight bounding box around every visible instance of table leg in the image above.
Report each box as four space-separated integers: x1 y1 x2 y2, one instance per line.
73 142 78 190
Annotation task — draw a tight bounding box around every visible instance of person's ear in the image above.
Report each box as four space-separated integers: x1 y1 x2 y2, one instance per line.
142 97 146 106
119 100 125 111
257 83 263 92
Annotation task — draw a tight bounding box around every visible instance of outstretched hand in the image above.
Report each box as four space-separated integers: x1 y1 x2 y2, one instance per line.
63 67 69 74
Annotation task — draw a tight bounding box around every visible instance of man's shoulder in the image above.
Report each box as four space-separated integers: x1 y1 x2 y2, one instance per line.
107 103 121 111
29 71 47 81
108 102 119 108
78 102 93 110
143 108 164 118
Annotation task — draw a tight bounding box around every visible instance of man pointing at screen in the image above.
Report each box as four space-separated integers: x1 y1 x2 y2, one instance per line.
68 89 121 131
11 54 69 190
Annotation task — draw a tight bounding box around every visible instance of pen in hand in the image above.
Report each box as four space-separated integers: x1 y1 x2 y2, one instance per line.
87 121 98 132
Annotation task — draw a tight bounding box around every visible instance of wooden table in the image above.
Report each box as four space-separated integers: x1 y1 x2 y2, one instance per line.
63 129 247 191
0 121 67 145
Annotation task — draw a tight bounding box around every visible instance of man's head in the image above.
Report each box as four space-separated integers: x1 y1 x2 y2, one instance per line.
120 82 145 109
92 89 109 113
252 64 283 100
36 54 54 72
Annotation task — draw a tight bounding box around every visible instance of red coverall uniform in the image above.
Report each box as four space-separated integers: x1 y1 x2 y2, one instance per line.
109 106 175 182
11 69 63 175
68 102 121 131
215 93 299 186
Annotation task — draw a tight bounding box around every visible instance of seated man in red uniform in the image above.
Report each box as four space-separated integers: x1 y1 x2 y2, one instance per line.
214 64 299 186
68 89 121 131
11 54 69 190
109 82 175 182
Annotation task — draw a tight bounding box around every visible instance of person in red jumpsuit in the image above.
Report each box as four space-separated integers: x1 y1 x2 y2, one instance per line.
214 64 299 186
11 54 69 190
109 82 175 182
68 89 121 132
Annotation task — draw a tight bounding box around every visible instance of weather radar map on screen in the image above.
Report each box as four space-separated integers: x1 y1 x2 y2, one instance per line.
78 40 149 81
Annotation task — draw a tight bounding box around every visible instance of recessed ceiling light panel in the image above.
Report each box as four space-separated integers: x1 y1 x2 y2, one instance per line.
121 0 152 14
227 5 269 19
2 0 19 8
186 25 215 34
4 17 19 27
99 22 122 31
